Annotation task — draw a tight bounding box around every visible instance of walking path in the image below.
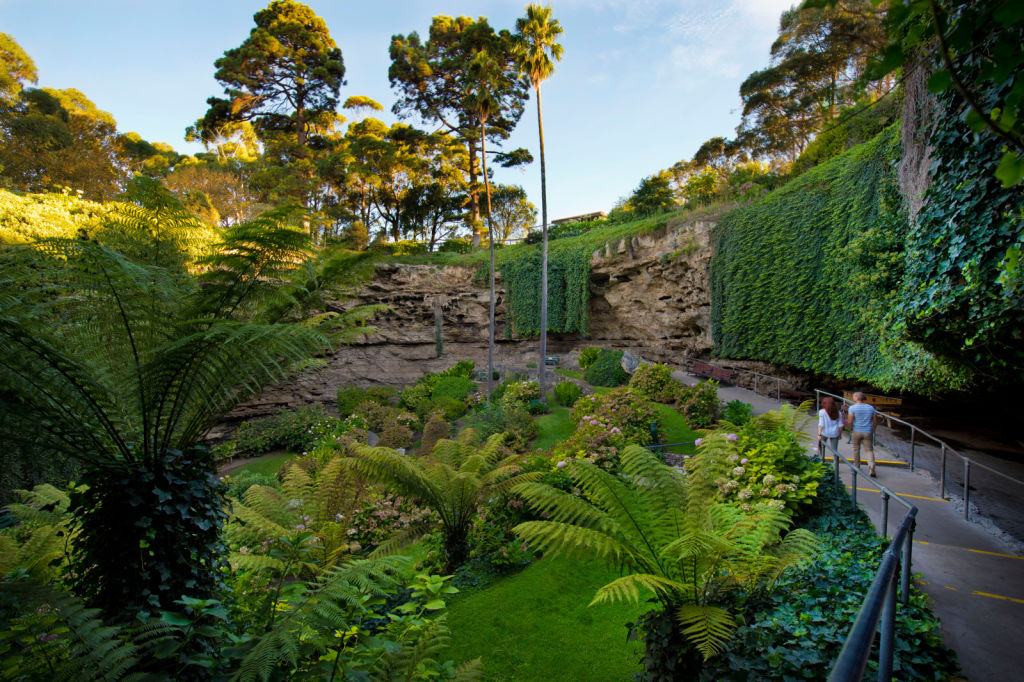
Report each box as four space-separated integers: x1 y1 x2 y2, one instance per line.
674 371 1024 682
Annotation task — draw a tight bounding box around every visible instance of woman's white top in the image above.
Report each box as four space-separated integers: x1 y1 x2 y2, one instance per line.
818 409 843 438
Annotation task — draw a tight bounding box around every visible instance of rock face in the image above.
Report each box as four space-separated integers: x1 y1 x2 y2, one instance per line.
217 218 715 429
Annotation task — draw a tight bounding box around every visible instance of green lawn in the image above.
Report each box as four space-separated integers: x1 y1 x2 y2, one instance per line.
445 555 645 681
531 405 574 452
651 403 699 454
231 451 295 476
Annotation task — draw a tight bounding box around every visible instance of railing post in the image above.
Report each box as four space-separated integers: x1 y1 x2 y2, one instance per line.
881 492 890 539
852 468 858 508
901 519 914 605
815 389 820 413
909 426 916 472
878 570 898 681
964 459 971 521
834 450 841 490
754 375 759 395
776 379 781 403
940 444 947 500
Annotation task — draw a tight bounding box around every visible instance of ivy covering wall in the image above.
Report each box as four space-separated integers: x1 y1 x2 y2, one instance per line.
499 245 590 337
710 126 901 383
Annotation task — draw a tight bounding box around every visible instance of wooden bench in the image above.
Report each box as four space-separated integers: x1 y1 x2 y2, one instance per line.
544 355 560 366
692 361 715 378
709 366 734 385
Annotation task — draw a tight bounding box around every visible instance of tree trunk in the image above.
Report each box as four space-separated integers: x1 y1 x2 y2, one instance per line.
482 122 495 399
468 137 483 247
537 85 549 401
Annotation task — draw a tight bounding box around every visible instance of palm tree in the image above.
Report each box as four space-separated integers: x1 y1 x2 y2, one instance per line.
0 195 329 620
343 429 542 573
466 50 504 398
515 4 563 401
512 445 818 665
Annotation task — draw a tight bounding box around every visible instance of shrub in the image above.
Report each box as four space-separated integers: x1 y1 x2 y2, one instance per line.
686 406 823 516
353 400 393 431
628 363 679 403
232 405 338 456
570 387 660 446
722 399 753 425
438 237 474 254
439 360 475 379
419 413 451 454
526 399 549 415
677 379 720 428
461 404 537 453
431 396 468 421
379 423 414 450
337 384 387 419
431 376 475 402
583 349 629 387
500 380 541 409
552 380 582 407
552 417 626 470
578 346 601 369
467 495 535 572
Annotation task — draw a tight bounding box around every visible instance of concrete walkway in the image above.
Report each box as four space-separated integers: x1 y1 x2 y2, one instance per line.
675 371 1024 682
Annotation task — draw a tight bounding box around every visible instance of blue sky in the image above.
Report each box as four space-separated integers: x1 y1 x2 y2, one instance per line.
2 0 795 220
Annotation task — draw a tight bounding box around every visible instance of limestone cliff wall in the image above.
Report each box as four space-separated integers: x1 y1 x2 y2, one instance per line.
218 218 715 426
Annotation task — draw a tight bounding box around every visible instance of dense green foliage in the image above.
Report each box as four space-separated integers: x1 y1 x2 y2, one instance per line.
699 482 958 681
500 245 589 336
551 380 581 407
583 349 629 387
891 52 1024 380
227 405 338 457
577 346 600 369
628 362 678 403
711 127 901 384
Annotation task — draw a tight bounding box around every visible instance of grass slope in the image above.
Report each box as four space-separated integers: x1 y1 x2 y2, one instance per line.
231 451 294 476
531 405 573 452
445 555 645 681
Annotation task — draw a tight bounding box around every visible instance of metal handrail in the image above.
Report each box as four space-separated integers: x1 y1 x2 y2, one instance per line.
814 389 1024 522
820 439 918 681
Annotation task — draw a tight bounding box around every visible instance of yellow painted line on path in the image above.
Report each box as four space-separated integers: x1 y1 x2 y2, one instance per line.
973 591 1024 605
913 579 1024 604
914 540 1024 562
844 485 947 503
824 457 906 466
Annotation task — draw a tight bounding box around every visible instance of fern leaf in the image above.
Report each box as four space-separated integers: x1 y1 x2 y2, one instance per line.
676 603 735 660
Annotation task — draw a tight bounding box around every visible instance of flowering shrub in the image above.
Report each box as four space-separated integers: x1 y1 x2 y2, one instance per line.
354 401 418 432
552 416 626 470
676 379 720 428
570 387 661 445
346 492 435 552
229 405 339 456
686 408 824 515
500 380 541 409
628 363 680 403
467 495 535 571
337 384 394 418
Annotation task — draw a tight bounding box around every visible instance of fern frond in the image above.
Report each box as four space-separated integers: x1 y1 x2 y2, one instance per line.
590 573 694 606
512 481 615 530
228 552 286 573
513 520 635 569
369 521 435 558
676 603 735 660
7 483 74 525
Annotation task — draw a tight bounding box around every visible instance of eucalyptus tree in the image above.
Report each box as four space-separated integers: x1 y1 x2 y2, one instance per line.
389 15 529 243
514 4 563 400
0 186 329 620
466 50 504 398
196 0 345 221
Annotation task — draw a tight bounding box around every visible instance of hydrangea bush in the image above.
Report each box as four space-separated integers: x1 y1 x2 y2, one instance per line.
628 363 680 403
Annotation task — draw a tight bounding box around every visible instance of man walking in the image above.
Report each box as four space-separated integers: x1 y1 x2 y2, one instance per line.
846 392 879 477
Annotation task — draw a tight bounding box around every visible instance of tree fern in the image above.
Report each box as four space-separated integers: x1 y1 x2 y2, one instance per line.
513 444 819 662
345 431 542 572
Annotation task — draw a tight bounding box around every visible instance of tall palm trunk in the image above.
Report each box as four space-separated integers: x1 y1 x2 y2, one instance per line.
482 123 496 398
536 84 549 400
